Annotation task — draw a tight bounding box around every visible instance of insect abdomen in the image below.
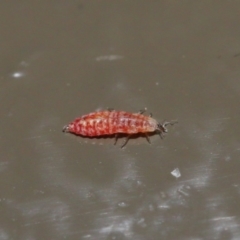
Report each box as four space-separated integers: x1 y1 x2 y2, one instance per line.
63 110 176 147
64 111 158 136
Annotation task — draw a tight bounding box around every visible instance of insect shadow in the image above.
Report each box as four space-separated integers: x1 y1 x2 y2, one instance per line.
67 131 167 148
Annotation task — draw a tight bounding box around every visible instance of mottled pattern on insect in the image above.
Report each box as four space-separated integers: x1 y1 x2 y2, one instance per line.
63 109 177 148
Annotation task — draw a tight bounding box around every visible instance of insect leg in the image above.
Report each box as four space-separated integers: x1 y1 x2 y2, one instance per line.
114 134 119 145
145 133 151 144
159 131 165 139
121 135 131 148
139 107 147 114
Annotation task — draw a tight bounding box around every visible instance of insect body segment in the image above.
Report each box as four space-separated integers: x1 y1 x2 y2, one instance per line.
63 110 176 148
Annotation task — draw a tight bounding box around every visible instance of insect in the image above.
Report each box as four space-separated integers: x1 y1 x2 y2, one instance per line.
63 109 177 148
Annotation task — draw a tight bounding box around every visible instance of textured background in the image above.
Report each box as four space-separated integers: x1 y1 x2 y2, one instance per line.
1 1 240 239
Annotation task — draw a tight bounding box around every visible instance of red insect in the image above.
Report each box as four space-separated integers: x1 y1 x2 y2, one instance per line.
63 109 176 148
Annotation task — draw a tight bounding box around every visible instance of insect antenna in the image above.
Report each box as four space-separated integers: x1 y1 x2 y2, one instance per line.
138 108 147 114
157 120 178 138
163 120 178 128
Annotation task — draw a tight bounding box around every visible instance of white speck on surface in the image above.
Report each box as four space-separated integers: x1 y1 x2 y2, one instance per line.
136 180 142 186
171 168 181 178
178 185 190 196
158 204 170 209
12 72 25 78
95 55 124 61
137 218 146 228
118 201 128 207
225 155 231 161
83 234 91 238
100 219 132 234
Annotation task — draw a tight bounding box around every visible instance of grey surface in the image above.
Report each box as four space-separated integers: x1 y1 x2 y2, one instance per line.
1 1 240 239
